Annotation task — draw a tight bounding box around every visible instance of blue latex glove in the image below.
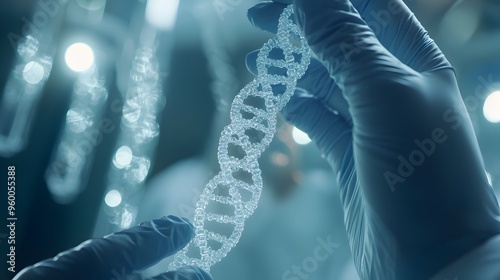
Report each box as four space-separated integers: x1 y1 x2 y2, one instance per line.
13 216 212 280
247 1 500 279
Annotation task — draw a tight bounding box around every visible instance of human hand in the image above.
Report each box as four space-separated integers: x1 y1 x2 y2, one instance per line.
13 215 212 280
247 0 500 279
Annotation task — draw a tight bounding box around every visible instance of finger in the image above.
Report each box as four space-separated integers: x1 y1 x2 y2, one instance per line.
150 266 212 280
249 0 452 73
247 2 287 34
283 90 352 174
245 50 351 123
349 0 452 72
293 0 410 91
13 216 194 280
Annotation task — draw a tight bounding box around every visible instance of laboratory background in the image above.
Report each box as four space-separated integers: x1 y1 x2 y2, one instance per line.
0 0 499 279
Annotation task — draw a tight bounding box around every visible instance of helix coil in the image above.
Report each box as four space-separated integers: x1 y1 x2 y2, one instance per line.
168 5 311 271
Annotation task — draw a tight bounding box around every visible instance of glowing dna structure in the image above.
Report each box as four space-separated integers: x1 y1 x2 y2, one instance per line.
168 5 311 271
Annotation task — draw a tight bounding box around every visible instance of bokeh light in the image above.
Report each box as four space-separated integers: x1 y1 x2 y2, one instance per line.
271 152 290 167
483 91 500 123
22 61 45 85
146 0 180 30
113 145 133 168
64 43 95 72
292 126 312 145
104 190 122 207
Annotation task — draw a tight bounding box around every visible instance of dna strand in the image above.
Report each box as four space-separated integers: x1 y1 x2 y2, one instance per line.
168 5 311 271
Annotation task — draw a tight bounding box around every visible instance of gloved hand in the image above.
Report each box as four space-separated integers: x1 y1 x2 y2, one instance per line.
247 1 500 279
13 215 212 280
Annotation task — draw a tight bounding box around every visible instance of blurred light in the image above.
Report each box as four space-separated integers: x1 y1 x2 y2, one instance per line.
292 127 311 145
146 0 180 30
65 43 94 72
439 5 479 45
22 61 45 85
104 190 122 207
17 35 39 59
486 171 493 186
66 107 93 133
46 168 80 205
271 152 290 167
120 207 134 229
483 91 500 123
75 0 106 11
113 145 133 168
124 157 150 184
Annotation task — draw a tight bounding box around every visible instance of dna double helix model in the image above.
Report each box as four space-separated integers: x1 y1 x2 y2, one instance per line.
168 5 311 271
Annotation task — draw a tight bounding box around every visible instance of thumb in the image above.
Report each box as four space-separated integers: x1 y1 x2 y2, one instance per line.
293 0 409 91
14 216 195 280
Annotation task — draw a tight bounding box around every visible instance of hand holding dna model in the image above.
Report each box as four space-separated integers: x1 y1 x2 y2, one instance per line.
168 5 311 271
